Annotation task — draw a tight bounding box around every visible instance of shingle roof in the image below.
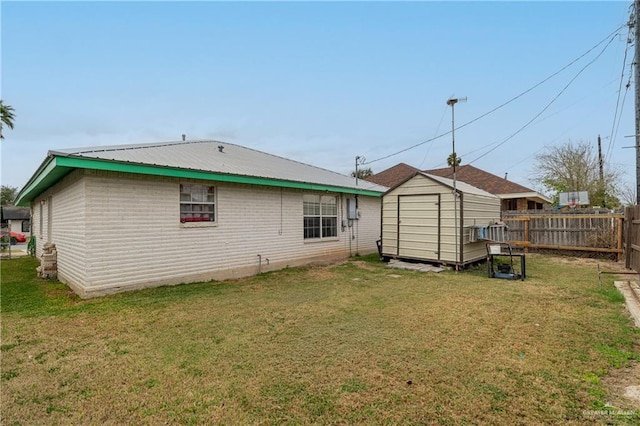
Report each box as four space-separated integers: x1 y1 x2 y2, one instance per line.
364 163 418 188
424 165 538 195
368 163 551 203
417 172 498 198
0 206 30 220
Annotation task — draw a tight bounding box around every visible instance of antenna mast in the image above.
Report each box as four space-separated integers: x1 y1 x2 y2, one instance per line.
447 96 467 271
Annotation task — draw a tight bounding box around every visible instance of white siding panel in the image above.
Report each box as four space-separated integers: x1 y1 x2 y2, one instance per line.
381 173 500 265
73 171 381 296
31 170 87 287
349 195 381 255
52 174 87 288
381 197 399 255
462 193 501 262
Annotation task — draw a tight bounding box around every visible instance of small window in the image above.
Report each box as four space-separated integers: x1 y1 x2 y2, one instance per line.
180 184 215 223
303 195 337 239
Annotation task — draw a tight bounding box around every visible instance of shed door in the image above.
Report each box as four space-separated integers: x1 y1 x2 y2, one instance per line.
398 194 440 260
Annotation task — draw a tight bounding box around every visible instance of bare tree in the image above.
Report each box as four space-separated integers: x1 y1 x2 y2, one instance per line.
531 140 621 208
619 183 637 207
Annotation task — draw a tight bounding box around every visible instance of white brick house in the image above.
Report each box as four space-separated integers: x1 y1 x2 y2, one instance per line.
16 140 387 297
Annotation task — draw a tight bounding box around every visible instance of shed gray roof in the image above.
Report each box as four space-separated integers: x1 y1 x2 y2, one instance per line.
418 172 499 198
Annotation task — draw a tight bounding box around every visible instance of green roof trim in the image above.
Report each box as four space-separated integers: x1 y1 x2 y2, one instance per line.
16 155 383 205
15 157 75 206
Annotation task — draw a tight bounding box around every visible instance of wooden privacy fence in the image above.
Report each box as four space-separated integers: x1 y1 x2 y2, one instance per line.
624 205 640 271
502 211 624 261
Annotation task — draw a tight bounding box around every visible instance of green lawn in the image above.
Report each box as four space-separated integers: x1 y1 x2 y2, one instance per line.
1 254 639 424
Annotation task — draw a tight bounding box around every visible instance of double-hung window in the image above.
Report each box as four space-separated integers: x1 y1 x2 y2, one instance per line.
303 195 337 239
180 184 215 223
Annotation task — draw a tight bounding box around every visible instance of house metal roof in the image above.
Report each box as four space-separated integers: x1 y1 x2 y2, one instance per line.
16 140 388 206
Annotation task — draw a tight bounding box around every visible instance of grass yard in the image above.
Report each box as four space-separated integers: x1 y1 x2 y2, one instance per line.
1 254 640 424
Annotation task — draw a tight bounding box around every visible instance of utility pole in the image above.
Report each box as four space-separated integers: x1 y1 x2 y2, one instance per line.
447 96 466 271
355 156 360 186
598 134 604 182
635 1 640 204
598 134 606 207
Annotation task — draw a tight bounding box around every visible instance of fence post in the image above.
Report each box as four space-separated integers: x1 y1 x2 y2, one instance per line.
625 206 633 269
524 216 530 253
617 216 624 262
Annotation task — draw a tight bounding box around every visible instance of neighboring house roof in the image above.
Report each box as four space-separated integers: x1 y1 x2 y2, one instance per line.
0 206 30 220
369 163 550 204
414 172 498 198
365 163 419 188
16 140 388 206
425 165 551 203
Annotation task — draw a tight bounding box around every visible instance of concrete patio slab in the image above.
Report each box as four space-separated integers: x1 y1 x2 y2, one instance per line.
386 259 445 273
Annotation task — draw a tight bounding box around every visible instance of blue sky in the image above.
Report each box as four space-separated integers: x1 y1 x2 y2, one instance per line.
1 1 635 197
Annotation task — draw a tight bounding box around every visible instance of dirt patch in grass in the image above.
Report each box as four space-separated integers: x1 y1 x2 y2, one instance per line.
541 254 633 275
603 361 640 410
350 260 379 271
307 266 338 280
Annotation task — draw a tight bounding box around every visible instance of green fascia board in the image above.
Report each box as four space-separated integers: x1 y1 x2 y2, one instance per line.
14 158 75 206
16 156 382 205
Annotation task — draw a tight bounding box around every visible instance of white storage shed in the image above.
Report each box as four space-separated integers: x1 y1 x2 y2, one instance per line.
381 172 501 267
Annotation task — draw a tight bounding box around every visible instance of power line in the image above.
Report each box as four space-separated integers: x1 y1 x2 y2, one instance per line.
467 30 620 165
605 16 634 161
484 75 625 175
606 65 632 162
363 23 625 166
417 104 448 168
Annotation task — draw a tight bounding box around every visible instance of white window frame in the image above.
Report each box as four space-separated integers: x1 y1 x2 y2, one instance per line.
303 194 338 240
180 184 216 224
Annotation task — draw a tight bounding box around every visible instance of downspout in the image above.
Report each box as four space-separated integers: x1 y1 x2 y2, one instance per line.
459 192 464 266
355 195 359 256
379 193 384 257
437 193 441 261
257 254 269 274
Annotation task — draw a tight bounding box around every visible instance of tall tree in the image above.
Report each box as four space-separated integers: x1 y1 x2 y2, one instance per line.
0 100 16 139
351 167 373 179
1 186 18 206
531 140 621 208
447 152 461 167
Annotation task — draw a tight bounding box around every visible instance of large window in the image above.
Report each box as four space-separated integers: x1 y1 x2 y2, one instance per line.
303 195 337 239
180 184 215 223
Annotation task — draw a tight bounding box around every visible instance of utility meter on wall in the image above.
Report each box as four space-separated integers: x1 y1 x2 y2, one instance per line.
347 198 359 220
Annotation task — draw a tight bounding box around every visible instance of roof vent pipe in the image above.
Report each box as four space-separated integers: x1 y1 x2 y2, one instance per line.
218 145 224 153
182 134 186 141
